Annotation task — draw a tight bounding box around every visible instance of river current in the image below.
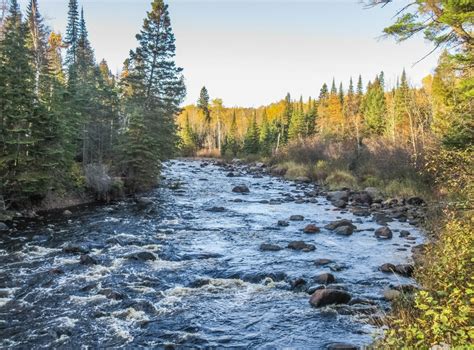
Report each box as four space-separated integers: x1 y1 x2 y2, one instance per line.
0 160 422 349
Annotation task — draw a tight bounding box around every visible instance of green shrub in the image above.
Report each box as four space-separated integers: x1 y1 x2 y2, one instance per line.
325 170 357 190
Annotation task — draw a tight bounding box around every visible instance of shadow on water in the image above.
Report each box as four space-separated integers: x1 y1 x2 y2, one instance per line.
0 160 423 348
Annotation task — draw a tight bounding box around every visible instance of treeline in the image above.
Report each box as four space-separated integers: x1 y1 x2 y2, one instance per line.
179 61 470 159
0 0 185 207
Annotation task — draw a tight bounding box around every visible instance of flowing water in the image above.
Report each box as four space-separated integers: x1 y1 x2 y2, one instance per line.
0 160 423 349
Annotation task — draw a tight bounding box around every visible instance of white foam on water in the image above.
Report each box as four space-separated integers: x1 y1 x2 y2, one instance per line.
56 316 79 329
0 297 12 307
70 294 107 305
26 245 61 257
112 307 150 323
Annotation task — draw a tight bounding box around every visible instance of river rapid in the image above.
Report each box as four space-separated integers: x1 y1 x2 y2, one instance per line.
0 159 423 349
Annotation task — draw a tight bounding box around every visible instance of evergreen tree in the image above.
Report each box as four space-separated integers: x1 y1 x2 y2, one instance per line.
259 109 274 156
338 82 344 105
319 83 329 100
0 0 42 202
65 0 79 67
226 111 240 156
362 74 387 135
288 106 306 141
330 78 337 94
119 0 185 191
304 97 317 136
357 75 363 96
197 86 210 123
243 112 260 154
26 0 48 93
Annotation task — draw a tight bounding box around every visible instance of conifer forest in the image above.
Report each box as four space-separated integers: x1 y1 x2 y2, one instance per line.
0 0 472 348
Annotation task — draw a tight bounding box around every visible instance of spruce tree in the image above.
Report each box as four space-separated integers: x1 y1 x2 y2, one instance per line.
26 0 48 93
226 111 240 157
65 0 79 67
259 109 274 156
243 112 260 154
0 0 40 202
197 86 210 123
362 74 387 135
119 0 185 190
338 82 344 105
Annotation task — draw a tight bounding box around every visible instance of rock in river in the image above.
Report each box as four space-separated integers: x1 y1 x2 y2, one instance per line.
126 251 157 261
260 243 283 252
324 219 356 231
80 254 98 266
375 226 393 239
309 289 351 307
232 185 250 193
303 224 320 234
288 241 316 252
314 273 336 284
289 215 305 221
334 225 353 236
0 222 8 231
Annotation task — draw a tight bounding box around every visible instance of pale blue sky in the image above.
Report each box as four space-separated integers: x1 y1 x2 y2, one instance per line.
18 0 439 107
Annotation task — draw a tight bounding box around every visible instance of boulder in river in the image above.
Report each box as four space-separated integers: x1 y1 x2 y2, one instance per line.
126 251 157 261
0 222 8 231
232 185 250 193
63 210 73 216
303 224 320 234
351 192 373 206
309 289 351 307
327 191 349 202
334 225 353 236
288 241 316 252
332 200 347 209
260 243 283 252
314 273 336 284
295 176 311 183
324 219 356 231
278 220 290 227
375 226 393 239
399 230 411 238
289 215 305 221
379 263 396 273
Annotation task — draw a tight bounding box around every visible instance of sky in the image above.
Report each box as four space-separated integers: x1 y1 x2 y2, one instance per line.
17 0 440 107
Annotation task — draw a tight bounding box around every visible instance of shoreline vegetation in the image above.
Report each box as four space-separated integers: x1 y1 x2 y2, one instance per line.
1 0 472 348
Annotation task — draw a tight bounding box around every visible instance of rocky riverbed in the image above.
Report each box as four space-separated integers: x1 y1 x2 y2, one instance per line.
0 159 425 349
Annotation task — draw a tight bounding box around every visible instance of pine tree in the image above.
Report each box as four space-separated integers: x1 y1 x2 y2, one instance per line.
180 113 197 155
304 97 317 136
288 106 306 141
330 78 337 94
243 112 260 154
119 0 185 191
319 83 329 100
259 109 273 156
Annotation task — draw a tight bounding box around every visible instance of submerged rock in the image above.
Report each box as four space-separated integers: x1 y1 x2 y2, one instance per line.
126 251 157 261
0 222 8 231
314 258 333 266
289 215 305 221
259 243 283 252
205 206 226 213
277 220 290 227
309 289 351 307
80 254 98 266
63 210 73 216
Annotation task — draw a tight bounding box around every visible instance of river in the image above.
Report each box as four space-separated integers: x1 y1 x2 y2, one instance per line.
0 159 423 349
